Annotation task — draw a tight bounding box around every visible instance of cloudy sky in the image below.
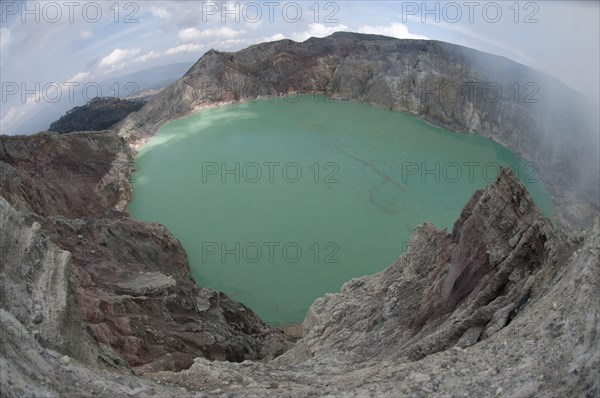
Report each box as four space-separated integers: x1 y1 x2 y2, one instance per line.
1 0 598 134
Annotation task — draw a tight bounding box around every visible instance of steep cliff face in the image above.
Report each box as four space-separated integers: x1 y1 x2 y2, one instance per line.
119 32 599 229
42 216 291 372
0 131 292 374
0 197 124 370
0 131 132 218
0 197 183 397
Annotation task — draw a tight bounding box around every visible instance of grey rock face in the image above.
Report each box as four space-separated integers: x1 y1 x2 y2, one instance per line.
0 197 123 369
151 170 599 398
120 32 599 229
281 168 569 364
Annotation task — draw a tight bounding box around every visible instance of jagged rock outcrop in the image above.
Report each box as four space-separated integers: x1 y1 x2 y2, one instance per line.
119 32 599 229
42 216 291 371
149 169 599 397
0 131 292 373
281 167 570 363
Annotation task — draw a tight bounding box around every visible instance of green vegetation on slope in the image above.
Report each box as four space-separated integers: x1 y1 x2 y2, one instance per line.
49 97 145 133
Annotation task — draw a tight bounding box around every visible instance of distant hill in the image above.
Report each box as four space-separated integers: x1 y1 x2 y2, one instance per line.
48 97 145 134
6 62 193 135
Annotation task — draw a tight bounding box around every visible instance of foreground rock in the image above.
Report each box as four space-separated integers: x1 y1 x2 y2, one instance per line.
2 156 598 396
151 169 598 397
119 32 599 229
0 131 292 374
286 168 569 364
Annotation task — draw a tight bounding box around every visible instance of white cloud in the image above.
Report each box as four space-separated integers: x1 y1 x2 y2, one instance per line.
263 33 286 42
179 27 244 42
79 30 94 39
178 28 200 42
94 43 200 73
99 48 141 67
358 23 429 40
149 6 170 19
99 48 141 72
0 28 12 48
165 43 204 55
0 107 25 133
291 23 349 42
68 72 91 83
208 38 249 49
134 50 162 63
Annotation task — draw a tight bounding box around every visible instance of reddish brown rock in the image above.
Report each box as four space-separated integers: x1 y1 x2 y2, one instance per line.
1 131 292 372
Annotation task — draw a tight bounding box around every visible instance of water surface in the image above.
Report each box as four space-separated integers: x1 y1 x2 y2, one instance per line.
129 95 554 326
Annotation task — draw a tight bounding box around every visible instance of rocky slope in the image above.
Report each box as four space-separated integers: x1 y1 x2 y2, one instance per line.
287 167 569 364
0 131 132 218
119 32 599 229
154 174 599 397
0 131 292 375
2 158 598 396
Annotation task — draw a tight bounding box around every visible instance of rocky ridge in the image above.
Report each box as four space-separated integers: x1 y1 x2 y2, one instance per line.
1 33 599 397
120 32 599 229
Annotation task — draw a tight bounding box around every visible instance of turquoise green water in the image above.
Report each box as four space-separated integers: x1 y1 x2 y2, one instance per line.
129 95 554 327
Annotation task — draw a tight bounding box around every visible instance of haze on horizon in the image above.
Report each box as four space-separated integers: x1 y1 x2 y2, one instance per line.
1 0 598 135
